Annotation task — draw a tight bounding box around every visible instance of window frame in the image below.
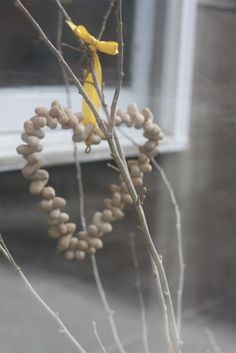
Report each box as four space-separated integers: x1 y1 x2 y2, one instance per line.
0 0 197 172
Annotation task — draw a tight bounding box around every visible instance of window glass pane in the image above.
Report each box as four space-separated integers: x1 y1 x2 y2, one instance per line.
0 0 134 87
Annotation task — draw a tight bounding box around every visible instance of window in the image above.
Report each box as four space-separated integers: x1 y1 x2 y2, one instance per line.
0 0 197 171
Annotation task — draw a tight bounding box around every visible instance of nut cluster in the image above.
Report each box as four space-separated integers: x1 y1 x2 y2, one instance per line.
17 102 163 261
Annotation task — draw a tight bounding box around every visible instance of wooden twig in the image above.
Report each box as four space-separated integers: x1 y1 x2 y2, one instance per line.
56 10 72 108
98 0 116 40
91 255 126 353
151 159 185 338
129 233 150 353
0 234 87 353
150 256 173 353
205 328 223 353
54 0 72 22
92 321 107 353
110 0 124 127
15 2 180 351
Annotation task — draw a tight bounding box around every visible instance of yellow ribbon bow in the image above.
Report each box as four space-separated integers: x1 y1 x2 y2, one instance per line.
66 21 118 132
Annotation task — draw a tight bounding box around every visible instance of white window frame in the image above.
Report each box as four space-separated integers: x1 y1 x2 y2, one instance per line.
0 0 197 172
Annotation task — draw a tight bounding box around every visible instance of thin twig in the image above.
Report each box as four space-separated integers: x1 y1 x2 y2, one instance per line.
54 9 125 351
151 159 185 337
0 235 87 353
129 233 150 353
15 2 180 351
54 0 72 22
149 256 173 353
98 0 116 40
92 321 107 353
91 255 126 353
205 328 223 353
57 10 72 108
55 4 86 231
110 0 124 127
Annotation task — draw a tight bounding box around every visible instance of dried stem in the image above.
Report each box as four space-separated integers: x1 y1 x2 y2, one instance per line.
92 321 107 353
54 0 72 22
98 0 116 40
150 256 173 353
110 0 124 127
15 1 180 351
54 8 125 351
0 234 87 353
57 10 72 108
151 159 185 338
129 233 150 353
205 328 223 353
91 255 126 353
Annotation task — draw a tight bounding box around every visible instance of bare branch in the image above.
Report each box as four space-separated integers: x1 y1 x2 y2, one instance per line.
110 0 124 127
91 255 126 353
92 321 107 353
98 0 116 40
0 234 87 353
54 0 72 22
205 328 223 353
57 10 72 108
151 159 185 338
150 256 173 353
129 233 150 353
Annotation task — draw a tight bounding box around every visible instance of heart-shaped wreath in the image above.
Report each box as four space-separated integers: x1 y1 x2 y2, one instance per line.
17 101 163 261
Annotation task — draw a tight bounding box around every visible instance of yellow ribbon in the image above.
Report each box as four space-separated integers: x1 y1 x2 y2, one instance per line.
66 21 118 130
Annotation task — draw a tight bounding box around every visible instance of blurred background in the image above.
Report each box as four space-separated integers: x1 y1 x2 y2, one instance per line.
0 0 236 352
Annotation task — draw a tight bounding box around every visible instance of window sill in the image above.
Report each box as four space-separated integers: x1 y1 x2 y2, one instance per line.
0 128 188 172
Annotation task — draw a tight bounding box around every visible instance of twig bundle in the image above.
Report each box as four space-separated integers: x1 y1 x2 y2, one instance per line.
17 101 163 261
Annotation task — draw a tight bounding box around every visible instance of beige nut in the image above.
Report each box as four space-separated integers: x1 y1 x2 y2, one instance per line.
121 193 133 205
142 107 154 121
132 177 143 187
134 113 145 129
139 163 152 173
22 161 43 178
24 121 45 139
25 153 42 165
21 133 40 145
52 197 66 209
57 234 72 252
64 251 74 261
31 116 47 128
48 227 61 239
29 179 47 195
30 169 49 181
112 192 122 207
38 199 53 212
89 238 103 249
41 187 56 200
129 165 141 178
90 134 101 145
109 184 121 194
57 213 70 223
75 250 86 260
127 103 139 117
87 224 99 237
77 240 88 251
17 144 42 156
101 209 113 222
69 237 79 250
92 212 112 234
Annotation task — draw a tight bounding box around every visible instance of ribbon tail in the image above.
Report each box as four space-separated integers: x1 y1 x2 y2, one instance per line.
82 53 102 145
